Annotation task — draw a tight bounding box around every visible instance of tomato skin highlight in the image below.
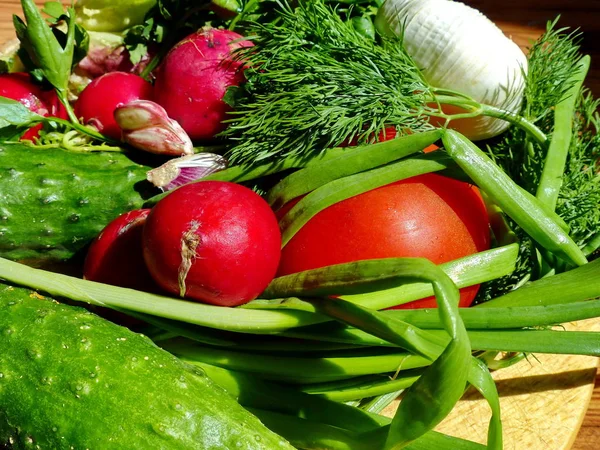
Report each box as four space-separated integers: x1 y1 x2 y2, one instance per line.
143 181 282 307
83 209 158 292
74 71 153 140
277 173 490 308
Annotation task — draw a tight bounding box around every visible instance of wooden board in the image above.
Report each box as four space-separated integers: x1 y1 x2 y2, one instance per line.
0 0 599 448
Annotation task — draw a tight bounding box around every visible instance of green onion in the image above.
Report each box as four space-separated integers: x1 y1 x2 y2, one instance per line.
267 130 442 209
261 245 518 307
163 343 431 384
279 152 455 247
442 129 587 267
536 56 590 209
478 257 600 308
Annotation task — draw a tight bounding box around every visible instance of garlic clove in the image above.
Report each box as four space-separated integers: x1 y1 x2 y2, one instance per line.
114 100 194 155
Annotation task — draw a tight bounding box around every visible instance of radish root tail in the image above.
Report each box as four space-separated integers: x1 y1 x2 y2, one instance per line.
178 221 201 297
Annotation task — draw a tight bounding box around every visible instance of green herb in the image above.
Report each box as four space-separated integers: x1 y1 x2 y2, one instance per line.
479 20 600 300
124 0 218 77
13 0 87 119
0 96 44 140
223 0 433 164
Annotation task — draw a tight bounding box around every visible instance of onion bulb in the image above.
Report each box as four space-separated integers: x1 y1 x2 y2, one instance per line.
376 0 527 140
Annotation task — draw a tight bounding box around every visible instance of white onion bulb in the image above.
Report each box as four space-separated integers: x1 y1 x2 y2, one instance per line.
376 0 528 140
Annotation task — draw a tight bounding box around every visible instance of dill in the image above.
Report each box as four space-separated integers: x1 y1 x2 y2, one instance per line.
556 90 600 248
488 20 586 194
223 0 432 165
478 20 600 302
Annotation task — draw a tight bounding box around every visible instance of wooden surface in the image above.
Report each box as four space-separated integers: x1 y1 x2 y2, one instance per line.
1 0 599 448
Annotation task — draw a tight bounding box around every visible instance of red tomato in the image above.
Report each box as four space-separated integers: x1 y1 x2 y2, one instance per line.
277 173 490 308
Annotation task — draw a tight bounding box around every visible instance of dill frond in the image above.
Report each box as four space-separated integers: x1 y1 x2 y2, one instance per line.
478 20 600 302
488 19 585 194
223 0 432 165
556 90 600 248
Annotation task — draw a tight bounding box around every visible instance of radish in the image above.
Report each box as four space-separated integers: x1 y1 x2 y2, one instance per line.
0 73 51 140
153 27 252 142
142 181 281 307
74 71 153 140
83 209 158 293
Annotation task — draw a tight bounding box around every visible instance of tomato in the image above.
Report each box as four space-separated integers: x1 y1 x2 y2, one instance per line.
276 173 490 308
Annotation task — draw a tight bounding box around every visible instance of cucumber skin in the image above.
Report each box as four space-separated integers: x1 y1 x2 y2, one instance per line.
0 143 155 265
0 284 293 450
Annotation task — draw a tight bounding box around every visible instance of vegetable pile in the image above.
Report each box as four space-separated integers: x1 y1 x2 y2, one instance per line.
0 0 599 449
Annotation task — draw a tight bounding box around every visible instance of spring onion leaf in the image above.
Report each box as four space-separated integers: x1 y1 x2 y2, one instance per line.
261 245 517 304
442 129 587 267
169 344 431 384
536 56 590 209
267 130 442 209
195 362 387 432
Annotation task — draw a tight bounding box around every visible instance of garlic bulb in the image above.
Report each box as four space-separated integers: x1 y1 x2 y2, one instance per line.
376 0 527 140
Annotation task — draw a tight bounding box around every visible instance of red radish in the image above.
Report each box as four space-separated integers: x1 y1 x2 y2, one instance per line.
74 71 153 140
153 27 253 141
276 173 490 309
143 181 281 307
41 89 69 121
0 73 50 140
84 209 158 293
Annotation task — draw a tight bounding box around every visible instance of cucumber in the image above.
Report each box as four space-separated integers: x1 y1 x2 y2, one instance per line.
0 283 293 449
0 143 156 265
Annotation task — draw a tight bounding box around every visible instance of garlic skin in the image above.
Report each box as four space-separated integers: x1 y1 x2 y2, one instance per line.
147 153 228 192
376 0 527 140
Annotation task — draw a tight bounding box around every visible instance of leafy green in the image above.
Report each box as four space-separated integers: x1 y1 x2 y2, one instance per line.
0 96 44 140
124 0 217 74
14 0 79 92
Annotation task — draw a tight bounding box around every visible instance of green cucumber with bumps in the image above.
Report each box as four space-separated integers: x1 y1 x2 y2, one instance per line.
0 283 293 449
0 143 156 265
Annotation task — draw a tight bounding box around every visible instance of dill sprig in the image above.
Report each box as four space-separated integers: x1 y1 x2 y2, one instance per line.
223 0 432 165
556 90 600 248
478 20 600 301
489 20 586 194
